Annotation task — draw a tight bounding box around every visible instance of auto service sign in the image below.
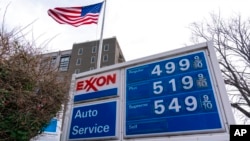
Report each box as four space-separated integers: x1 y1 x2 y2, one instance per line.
68 100 118 140
74 70 120 102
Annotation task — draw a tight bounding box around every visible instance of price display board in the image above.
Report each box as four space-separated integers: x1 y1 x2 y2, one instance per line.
125 51 224 137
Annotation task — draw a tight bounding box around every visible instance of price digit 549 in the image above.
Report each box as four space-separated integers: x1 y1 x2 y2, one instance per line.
154 96 198 115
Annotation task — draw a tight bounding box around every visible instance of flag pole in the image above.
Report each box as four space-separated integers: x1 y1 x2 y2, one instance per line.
97 0 106 69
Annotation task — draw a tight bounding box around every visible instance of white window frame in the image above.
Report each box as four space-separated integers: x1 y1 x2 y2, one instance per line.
59 56 70 72
78 48 83 55
75 69 80 74
92 46 97 53
104 44 109 51
76 58 81 65
103 54 108 62
91 56 96 63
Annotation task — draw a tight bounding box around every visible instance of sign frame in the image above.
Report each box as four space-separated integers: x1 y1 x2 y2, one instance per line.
124 50 224 138
122 41 234 139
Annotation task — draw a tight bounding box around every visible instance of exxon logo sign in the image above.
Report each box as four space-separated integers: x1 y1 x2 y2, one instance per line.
75 70 120 95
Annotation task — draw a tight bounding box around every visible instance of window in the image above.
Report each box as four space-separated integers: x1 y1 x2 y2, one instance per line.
76 58 81 65
75 69 80 74
51 56 57 66
104 44 109 51
92 46 97 53
59 56 70 71
91 56 96 63
103 54 108 62
90 67 95 70
78 48 83 55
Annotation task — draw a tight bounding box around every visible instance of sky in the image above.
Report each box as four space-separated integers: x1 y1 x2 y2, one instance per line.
1 0 250 61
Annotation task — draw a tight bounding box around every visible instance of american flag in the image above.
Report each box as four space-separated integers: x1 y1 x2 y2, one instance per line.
48 2 103 27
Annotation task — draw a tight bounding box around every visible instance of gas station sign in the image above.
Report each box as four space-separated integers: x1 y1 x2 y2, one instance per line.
62 42 235 141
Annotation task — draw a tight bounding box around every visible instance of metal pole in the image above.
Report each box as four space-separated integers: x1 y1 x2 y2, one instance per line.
97 0 106 69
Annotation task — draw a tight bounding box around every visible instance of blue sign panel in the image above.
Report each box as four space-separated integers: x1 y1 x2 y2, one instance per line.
68 101 117 140
125 51 223 136
74 88 117 103
44 118 57 133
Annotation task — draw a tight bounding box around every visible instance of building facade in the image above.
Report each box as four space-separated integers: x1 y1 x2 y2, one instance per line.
68 37 125 74
42 37 125 76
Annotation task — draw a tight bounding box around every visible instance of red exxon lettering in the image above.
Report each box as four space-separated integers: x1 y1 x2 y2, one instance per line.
76 73 117 92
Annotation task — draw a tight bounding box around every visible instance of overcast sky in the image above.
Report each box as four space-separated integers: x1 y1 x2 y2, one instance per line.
0 0 249 61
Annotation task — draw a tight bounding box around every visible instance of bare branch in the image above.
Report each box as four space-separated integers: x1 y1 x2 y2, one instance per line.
189 12 250 121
